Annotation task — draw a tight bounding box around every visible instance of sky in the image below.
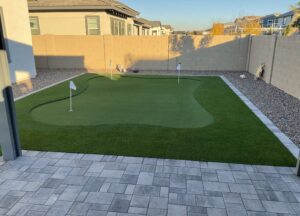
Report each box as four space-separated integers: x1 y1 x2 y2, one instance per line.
121 0 298 31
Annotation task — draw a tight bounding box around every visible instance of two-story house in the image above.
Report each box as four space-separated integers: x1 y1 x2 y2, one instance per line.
27 0 139 36
278 11 295 28
132 18 173 36
260 14 280 28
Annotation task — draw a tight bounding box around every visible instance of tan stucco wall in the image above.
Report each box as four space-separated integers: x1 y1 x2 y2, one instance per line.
29 11 133 36
0 0 36 83
32 35 249 72
32 34 300 99
169 35 249 71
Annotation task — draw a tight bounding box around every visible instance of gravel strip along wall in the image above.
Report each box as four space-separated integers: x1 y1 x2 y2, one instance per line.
12 69 85 98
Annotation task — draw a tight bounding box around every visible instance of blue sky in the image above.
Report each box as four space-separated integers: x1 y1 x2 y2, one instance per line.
121 0 298 30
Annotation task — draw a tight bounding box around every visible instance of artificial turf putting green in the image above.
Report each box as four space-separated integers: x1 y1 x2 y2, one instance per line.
16 74 296 166
31 76 214 128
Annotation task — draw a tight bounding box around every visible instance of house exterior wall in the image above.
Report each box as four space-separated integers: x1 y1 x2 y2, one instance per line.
161 27 172 35
29 11 133 36
151 26 162 36
278 15 293 27
0 0 36 83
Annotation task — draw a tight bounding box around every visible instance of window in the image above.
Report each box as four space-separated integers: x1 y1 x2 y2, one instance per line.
283 17 288 25
30 17 40 35
110 18 125 35
133 25 139 35
152 30 157 36
127 24 132 35
86 16 100 35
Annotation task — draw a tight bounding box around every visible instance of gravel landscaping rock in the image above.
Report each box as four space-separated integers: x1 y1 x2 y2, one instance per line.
12 69 85 99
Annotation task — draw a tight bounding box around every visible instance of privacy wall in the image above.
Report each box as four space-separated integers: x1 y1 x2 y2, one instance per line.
248 36 300 100
32 35 300 100
32 35 249 72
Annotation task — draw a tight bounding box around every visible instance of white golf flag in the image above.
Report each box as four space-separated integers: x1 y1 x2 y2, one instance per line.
70 81 77 90
69 81 76 112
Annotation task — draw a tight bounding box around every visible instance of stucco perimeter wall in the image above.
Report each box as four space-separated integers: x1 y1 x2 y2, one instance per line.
248 36 276 83
169 35 249 71
271 36 300 100
32 35 249 72
248 36 300 100
0 0 36 83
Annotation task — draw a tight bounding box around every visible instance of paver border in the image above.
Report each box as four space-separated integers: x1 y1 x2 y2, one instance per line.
220 75 299 158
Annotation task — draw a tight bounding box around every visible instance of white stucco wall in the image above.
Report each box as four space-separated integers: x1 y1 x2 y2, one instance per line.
0 0 36 83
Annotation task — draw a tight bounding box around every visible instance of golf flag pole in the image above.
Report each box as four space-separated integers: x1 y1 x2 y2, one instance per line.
69 81 77 112
110 60 112 80
177 63 181 85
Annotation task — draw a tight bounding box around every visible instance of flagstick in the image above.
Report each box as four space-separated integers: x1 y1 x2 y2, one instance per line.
110 60 112 80
69 88 73 112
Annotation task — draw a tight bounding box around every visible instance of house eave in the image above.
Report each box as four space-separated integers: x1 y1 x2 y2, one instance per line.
28 6 139 17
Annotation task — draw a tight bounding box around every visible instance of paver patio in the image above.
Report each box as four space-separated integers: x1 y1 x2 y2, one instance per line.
0 150 300 215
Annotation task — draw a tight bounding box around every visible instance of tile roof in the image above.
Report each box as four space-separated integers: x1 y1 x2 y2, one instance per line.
162 25 172 30
148 21 161 27
278 10 295 18
133 18 162 28
27 0 139 17
261 14 280 20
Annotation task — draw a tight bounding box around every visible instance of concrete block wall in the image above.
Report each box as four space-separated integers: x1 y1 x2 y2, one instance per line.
248 35 300 100
271 36 300 100
247 36 277 83
32 35 249 72
32 35 300 100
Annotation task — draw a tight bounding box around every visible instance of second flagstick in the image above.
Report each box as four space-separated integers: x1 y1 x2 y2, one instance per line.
69 81 77 112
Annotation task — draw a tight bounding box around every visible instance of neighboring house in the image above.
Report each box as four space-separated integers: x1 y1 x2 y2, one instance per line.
149 21 162 36
260 11 296 35
278 11 295 28
133 18 152 36
27 0 139 36
260 14 280 28
161 25 173 35
133 18 173 36
0 0 36 83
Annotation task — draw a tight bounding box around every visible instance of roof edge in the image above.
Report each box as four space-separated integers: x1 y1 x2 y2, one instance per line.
28 5 139 17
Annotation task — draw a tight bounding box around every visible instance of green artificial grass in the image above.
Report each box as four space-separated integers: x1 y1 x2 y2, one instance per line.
31 76 214 128
16 74 296 166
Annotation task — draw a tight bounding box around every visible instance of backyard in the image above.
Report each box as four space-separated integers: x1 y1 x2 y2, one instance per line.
16 73 296 166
